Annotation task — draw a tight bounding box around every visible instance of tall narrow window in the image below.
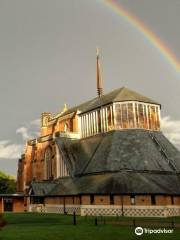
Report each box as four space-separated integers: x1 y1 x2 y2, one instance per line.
59 151 69 178
156 106 160 130
144 105 148 129
148 105 152 129
104 108 108 132
44 147 53 180
151 106 156 130
97 110 101 133
84 115 87 137
107 106 112 130
93 112 97 134
122 104 128 128
135 103 139 128
138 104 144 128
64 123 69 132
115 104 122 129
127 103 134 128
81 116 85 138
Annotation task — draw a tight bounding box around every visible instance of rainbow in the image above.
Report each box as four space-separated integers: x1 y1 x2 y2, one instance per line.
102 0 180 74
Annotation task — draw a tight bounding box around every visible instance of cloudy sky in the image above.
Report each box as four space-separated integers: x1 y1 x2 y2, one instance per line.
0 0 179 176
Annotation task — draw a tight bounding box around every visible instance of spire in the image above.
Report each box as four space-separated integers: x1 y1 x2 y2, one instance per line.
96 48 103 97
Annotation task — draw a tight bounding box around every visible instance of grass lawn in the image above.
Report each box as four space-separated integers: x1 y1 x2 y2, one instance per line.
0 213 180 240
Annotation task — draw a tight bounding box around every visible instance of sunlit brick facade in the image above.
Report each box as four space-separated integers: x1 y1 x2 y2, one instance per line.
14 51 180 216
14 86 180 217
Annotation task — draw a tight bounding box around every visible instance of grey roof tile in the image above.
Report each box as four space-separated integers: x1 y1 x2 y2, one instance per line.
51 129 180 195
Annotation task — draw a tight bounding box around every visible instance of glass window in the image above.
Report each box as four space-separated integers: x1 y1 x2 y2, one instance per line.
103 108 107 132
156 106 160 130
143 105 148 129
138 104 144 128
135 103 139 128
150 106 156 130
115 104 122 129
127 103 134 128
148 105 151 129
64 122 69 132
107 106 112 130
122 104 128 128
97 110 101 133
44 147 53 180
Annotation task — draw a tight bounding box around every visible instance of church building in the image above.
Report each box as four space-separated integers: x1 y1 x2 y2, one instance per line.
14 50 180 216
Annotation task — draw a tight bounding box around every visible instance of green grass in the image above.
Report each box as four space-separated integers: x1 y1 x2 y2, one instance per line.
0 213 180 240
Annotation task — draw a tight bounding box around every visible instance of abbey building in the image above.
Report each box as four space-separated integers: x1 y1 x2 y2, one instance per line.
1 51 180 216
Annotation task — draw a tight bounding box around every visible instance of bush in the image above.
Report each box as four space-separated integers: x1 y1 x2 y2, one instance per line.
0 214 7 229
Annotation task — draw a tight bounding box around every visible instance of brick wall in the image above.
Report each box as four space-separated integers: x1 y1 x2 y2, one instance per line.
13 198 25 212
94 196 110 205
24 145 34 185
41 125 54 136
156 196 166 205
73 116 78 132
173 196 180 205
123 196 131 205
166 196 172 205
114 195 122 205
0 198 3 213
74 196 80 205
135 195 151 205
44 196 81 205
45 197 64 205
65 197 74 205
81 195 90 205
16 158 24 192
81 195 131 205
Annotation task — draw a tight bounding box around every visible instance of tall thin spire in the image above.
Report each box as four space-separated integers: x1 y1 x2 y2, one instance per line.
96 48 103 97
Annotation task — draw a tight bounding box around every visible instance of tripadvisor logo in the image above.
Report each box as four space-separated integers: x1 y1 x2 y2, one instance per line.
135 227 174 235
135 227 143 235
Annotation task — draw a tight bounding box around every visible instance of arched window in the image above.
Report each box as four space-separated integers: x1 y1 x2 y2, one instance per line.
44 147 53 180
55 143 70 178
64 122 69 132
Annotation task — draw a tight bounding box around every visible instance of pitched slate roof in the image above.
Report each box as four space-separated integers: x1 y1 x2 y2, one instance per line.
48 129 180 195
30 182 57 196
55 130 180 176
48 172 180 195
30 129 180 196
58 87 160 117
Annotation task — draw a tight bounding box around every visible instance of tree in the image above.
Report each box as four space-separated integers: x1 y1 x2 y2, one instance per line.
0 171 16 194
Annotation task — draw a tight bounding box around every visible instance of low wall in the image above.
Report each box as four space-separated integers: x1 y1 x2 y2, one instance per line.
81 205 180 217
29 204 81 215
28 204 180 217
